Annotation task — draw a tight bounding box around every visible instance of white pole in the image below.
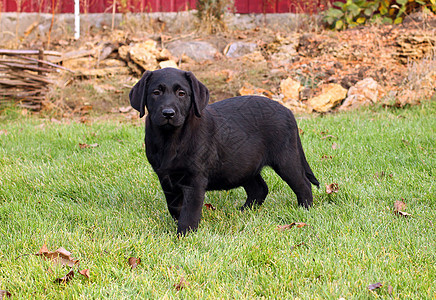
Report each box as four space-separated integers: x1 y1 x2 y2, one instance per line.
74 0 80 39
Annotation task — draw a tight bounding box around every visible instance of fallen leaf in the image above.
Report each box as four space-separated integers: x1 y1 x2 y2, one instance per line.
79 143 99 149
277 222 308 230
79 269 90 278
0 290 12 299
326 183 339 194
298 128 304 135
36 245 79 267
174 276 189 291
394 200 406 212
204 203 216 210
128 257 141 269
368 282 383 291
394 199 411 217
54 269 75 284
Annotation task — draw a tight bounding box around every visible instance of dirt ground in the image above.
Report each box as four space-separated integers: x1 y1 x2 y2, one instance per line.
3 12 436 118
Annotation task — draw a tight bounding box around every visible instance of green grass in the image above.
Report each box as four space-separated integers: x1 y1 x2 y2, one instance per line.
0 102 435 299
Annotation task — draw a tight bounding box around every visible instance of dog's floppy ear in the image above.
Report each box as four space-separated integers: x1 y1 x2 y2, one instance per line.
185 71 209 118
129 71 152 118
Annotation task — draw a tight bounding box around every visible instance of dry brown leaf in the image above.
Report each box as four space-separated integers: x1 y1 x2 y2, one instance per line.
36 245 79 267
79 269 90 278
368 282 383 291
0 290 12 299
79 143 99 149
204 203 216 210
326 183 339 194
174 276 189 291
128 257 141 269
277 222 308 230
54 269 75 284
394 199 411 217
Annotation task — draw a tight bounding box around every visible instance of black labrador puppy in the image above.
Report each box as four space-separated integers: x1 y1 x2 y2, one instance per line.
130 68 319 235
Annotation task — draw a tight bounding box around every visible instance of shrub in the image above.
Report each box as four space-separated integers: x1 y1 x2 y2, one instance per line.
324 0 436 30
195 0 233 33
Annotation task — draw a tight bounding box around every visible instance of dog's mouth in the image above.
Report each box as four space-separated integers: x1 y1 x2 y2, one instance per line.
159 120 178 130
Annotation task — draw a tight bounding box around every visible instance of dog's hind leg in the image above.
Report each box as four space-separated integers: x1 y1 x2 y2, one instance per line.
240 174 269 211
272 159 313 208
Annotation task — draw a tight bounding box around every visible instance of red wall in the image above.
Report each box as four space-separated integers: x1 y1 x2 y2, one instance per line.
0 0 332 14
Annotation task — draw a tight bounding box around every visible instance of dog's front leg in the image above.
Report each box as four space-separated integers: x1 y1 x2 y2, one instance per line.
177 181 206 236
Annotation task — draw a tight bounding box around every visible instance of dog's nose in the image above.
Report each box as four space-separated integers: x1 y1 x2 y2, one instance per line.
162 108 175 119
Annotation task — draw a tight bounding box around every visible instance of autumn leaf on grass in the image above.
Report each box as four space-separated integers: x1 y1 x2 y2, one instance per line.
128 257 141 269
277 222 308 231
54 269 75 284
368 282 383 291
36 244 79 267
204 203 216 210
79 269 90 278
0 290 12 299
326 183 339 194
174 276 189 291
79 143 99 149
394 199 411 217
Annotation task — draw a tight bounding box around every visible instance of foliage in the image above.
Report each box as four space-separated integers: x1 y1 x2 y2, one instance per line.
324 0 436 30
195 0 233 33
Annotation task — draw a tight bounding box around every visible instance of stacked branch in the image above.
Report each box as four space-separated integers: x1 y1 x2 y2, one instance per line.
0 49 65 110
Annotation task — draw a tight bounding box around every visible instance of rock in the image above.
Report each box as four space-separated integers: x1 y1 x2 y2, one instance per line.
225 42 257 58
308 83 347 113
129 40 159 71
159 60 178 69
241 51 265 63
395 31 436 63
166 40 218 61
282 98 308 114
280 77 301 100
340 78 385 110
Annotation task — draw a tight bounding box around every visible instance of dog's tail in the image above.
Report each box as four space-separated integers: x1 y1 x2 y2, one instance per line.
297 134 320 187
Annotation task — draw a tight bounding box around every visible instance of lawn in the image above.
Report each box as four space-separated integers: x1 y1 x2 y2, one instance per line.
0 102 434 299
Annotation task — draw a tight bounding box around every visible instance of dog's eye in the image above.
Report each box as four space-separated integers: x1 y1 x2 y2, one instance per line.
178 90 186 97
153 90 161 96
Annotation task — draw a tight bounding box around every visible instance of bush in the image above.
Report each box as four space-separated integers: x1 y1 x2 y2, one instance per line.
324 0 436 30
195 0 233 33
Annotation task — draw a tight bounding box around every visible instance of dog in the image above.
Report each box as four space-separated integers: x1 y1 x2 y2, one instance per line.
130 68 319 235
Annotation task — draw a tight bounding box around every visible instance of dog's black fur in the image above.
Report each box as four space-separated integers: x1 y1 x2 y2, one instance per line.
130 68 319 235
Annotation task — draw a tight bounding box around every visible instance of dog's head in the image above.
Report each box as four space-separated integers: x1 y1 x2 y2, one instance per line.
129 68 209 129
